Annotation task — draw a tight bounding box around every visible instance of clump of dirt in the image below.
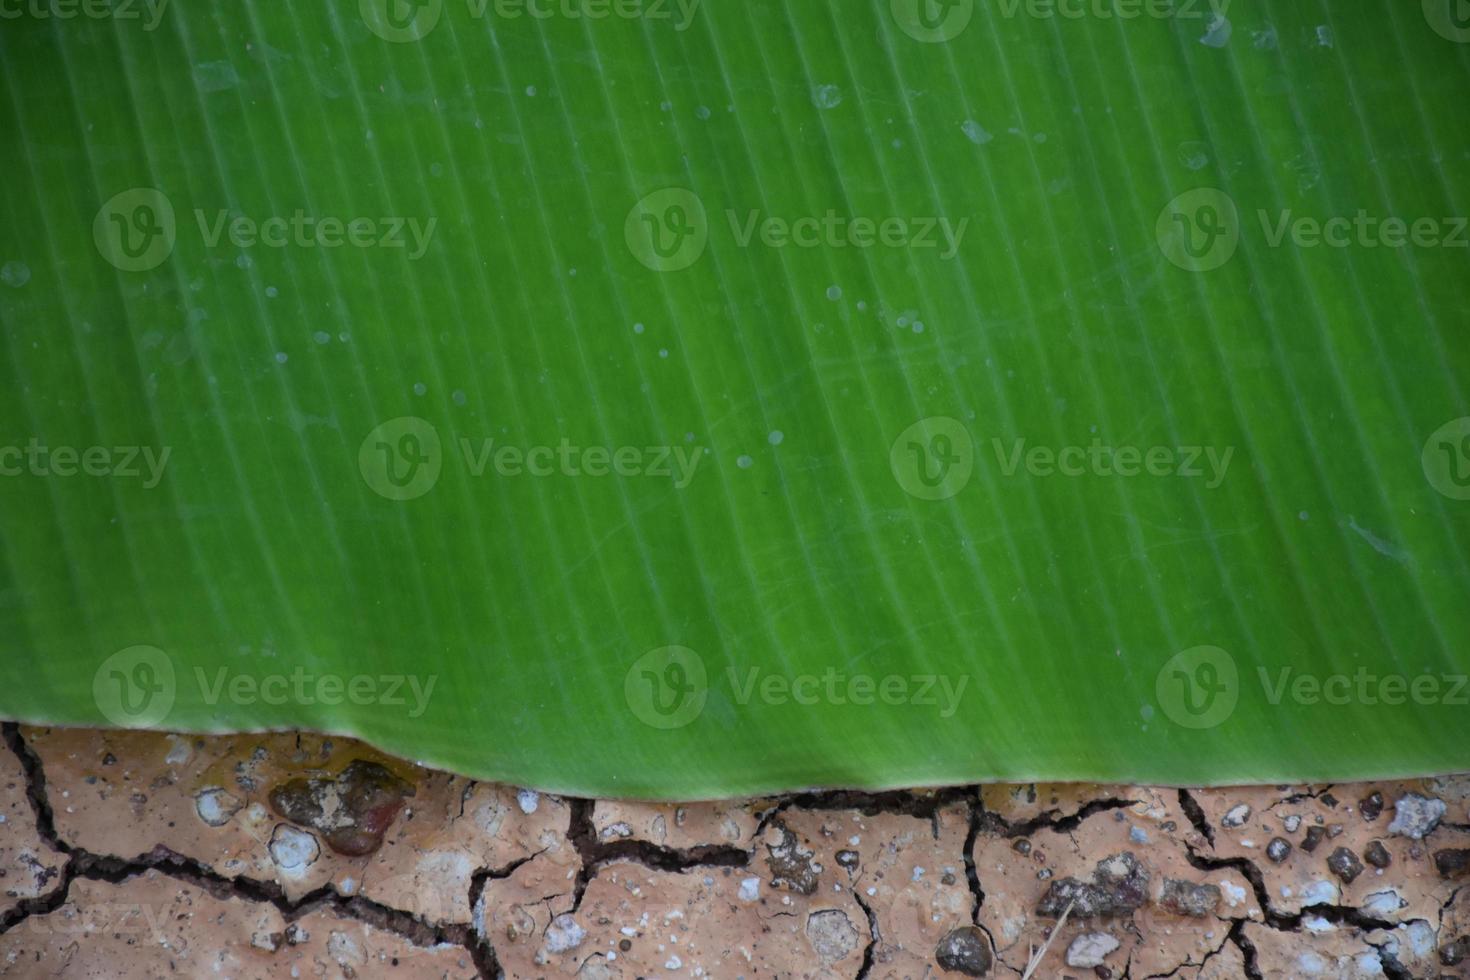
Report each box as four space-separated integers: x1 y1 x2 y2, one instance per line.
267 759 414 856
763 821 819 895
1036 851 1149 918
1156 878 1219 917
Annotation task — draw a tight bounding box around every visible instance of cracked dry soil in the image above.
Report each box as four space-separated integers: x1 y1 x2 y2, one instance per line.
1 726 1468 979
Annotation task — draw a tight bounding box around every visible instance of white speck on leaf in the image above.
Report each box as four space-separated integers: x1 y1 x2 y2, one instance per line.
1200 15 1232 47
812 84 843 109
1177 141 1210 171
961 120 993 145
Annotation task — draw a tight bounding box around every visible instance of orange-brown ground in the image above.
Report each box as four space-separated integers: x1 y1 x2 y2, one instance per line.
2 726 1467 978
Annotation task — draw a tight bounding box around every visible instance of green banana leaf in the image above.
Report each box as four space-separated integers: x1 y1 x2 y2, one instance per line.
1 0 1467 799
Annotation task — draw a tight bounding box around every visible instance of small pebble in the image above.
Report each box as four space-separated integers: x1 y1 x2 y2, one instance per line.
1363 841 1391 869
1327 846 1364 884
1221 804 1251 828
